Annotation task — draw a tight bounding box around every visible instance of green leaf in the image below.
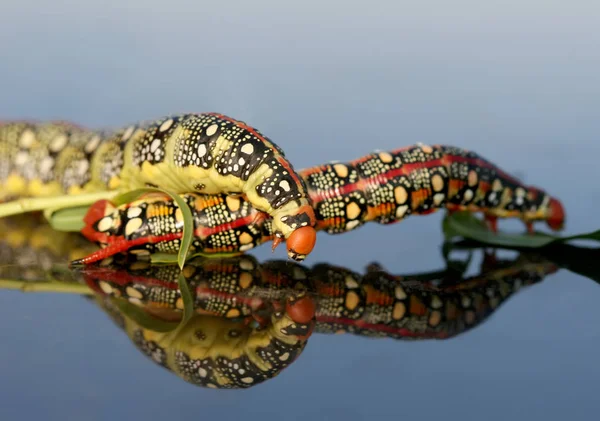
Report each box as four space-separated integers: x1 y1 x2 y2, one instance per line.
0 191 116 218
442 211 600 248
46 206 89 232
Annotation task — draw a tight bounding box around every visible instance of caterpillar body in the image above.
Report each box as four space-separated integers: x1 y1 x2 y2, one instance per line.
0 116 318 261
80 251 558 389
78 144 566 264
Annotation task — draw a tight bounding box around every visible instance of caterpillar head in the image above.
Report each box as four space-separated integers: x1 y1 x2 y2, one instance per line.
546 197 565 231
274 205 318 261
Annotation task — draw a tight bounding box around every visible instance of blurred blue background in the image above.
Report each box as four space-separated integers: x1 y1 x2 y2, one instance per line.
0 1 599 420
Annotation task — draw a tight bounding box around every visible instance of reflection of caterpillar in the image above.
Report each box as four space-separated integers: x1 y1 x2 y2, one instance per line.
0 117 317 261
78 144 566 263
80 250 558 389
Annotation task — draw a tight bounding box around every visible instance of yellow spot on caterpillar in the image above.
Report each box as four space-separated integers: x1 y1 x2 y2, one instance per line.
378 152 393 163
394 186 408 204
420 144 433 154
393 302 406 320
241 377 254 384
98 281 113 294
429 310 442 327
226 308 240 318
468 170 478 187
346 202 361 220
431 174 444 192
175 297 184 309
159 119 174 132
126 286 143 299
225 196 241 212
333 164 348 178
239 232 253 245
239 272 253 289
19 130 35 148
125 218 143 236
108 176 121 190
5 174 26 194
174 208 183 223
345 291 360 310
433 193 445 206
279 352 290 362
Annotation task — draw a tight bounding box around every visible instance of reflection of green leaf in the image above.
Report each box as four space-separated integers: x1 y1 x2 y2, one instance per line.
113 299 180 332
443 212 600 248
177 273 194 325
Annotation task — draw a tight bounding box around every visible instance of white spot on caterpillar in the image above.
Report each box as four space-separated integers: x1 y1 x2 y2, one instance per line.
15 151 28 166
395 204 409 219
97 216 113 232
279 180 291 192
395 286 407 300
39 156 54 175
127 206 142 218
197 143 207 157
238 157 246 166
241 377 254 384
433 193 445 206
463 189 474 202
85 135 101 153
206 124 218 136
489 192 497 202
49 134 68 152
159 119 174 132
346 220 360 231
198 368 208 378
241 143 254 155
279 352 290 362
76 160 89 176
122 126 135 141
19 130 35 148
150 138 161 153
125 218 143 236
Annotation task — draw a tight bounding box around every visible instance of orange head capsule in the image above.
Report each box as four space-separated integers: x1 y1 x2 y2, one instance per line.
285 226 317 261
546 197 565 231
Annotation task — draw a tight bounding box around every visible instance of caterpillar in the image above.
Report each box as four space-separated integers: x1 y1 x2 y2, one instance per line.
79 250 558 389
76 144 566 264
0 116 318 261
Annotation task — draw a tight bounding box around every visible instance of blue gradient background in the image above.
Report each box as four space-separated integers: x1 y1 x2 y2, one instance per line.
0 1 599 420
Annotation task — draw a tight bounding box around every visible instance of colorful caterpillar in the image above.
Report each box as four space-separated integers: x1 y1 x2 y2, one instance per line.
0 116 318 261
80 251 558 389
76 144 566 264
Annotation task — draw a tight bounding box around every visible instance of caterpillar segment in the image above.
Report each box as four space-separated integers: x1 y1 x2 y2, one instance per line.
0 115 318 261
76 249 559 389
78 144 565 264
